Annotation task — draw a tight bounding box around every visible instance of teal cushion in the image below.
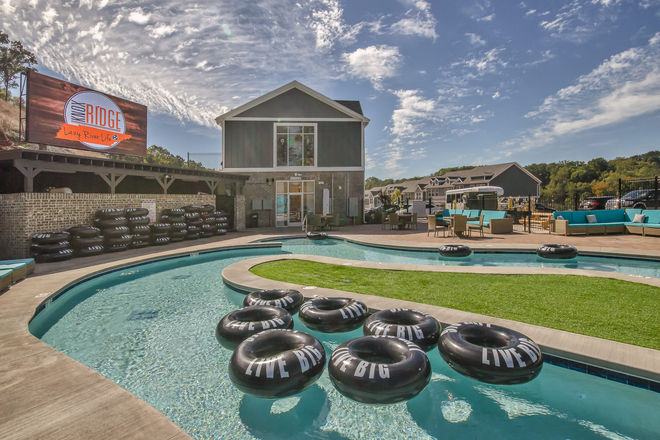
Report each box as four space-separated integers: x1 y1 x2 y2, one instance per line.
0 269 11 279
594 211 609 223
643 223 660 228
643 210 660 224
624 209 642 222
466 210 480 218
571 211 588 224
467 221 480 226
554 211 573 223
442 209 450 217
0 262 27 270
0 258 34 265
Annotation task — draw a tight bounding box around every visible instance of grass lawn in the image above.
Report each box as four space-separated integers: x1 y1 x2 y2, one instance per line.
251 260 660 350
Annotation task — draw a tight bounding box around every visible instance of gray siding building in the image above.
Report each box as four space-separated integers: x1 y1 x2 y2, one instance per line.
217 81 369 228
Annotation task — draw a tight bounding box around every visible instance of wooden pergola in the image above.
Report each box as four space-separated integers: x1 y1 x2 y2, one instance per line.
0 150 248 194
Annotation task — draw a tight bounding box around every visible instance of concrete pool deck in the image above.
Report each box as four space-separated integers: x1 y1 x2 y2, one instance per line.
1 225 659 439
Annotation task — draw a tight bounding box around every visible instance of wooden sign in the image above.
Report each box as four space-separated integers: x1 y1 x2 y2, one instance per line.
26 71 148 157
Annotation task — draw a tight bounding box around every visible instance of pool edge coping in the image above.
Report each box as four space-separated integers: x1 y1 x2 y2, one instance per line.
1 232 659 439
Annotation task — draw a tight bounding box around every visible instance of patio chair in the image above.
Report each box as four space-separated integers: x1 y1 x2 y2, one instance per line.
468 214 485 238
407 213 418 230
312 214 324 231
327 214 340 231
389 212 403 230
452 214 467 238
427 215 446 237
382 213 390 230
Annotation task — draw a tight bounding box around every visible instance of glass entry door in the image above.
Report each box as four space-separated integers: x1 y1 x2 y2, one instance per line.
276 180 315 227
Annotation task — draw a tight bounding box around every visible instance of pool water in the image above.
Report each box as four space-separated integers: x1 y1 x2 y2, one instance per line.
278 238 660 279
30 245 660 440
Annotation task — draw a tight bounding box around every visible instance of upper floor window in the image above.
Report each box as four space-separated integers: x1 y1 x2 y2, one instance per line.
275 124 316 167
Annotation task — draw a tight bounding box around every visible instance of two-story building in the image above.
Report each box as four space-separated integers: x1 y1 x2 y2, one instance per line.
216 81 369 228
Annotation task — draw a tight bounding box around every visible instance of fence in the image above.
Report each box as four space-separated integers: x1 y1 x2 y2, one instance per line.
522 176 658 232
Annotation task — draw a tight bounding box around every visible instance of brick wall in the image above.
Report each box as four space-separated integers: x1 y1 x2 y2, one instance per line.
0 193 217 259
242 171 364 228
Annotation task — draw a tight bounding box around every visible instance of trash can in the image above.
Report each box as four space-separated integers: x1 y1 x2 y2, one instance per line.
251 213 259 228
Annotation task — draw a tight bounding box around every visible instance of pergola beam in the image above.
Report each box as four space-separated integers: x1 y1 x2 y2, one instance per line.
15 165 43 193
98 173 126 194
156 176 175 194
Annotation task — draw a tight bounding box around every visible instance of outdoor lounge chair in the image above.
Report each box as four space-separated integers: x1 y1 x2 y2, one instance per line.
407 213 418 230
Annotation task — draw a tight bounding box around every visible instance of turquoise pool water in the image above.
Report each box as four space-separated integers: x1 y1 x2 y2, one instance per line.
277 238 660 279
30 243 660 440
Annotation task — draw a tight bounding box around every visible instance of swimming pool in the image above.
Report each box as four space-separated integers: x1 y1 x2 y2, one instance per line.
276 238 660 279
29 243 660 439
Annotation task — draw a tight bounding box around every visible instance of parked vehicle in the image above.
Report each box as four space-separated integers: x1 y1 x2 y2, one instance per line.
579 196 613 210
605 190 658 210
533 203 556 213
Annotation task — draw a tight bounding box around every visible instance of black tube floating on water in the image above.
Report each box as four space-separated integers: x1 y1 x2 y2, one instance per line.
229 329 326 399
299 297 369 333
306 232 328 240
363 308 441 352
439 244 472 258
243 289 304 315
328 336 431 405
438 322 543 385
216 305 294 350
536 244 578 259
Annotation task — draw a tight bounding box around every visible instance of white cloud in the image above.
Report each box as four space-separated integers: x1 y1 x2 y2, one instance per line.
148 23 177 39
526 9 537 15
42 7 58 26
389 89 437 139
478 14 495 21
509 33 660 151
453 48 507 74
128 8 151 25
391 0 438 40
492 91 500 99
309 0 363 51
343 45 403 90
466 32 486 46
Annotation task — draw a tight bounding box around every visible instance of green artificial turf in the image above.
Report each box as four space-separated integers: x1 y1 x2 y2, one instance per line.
251 260 660 350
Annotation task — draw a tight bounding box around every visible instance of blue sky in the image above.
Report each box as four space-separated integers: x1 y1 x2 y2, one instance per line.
2 0 660 179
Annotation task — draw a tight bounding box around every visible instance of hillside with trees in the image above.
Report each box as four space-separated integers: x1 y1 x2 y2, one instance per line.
366 151 660 202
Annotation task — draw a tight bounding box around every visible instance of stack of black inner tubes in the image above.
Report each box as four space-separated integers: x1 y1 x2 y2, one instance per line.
94 209 132 253
126 208 151 249
183 206 203 240
214 211 228 236
30 231 74 263
160 208 187 243
199 205 215 238
150 222 172 246
68 225 104 257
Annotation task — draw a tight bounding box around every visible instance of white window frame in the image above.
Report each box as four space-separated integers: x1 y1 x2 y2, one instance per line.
273 123 318 170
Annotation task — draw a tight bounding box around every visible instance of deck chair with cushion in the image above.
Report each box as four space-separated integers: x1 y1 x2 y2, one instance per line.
407 213 418 230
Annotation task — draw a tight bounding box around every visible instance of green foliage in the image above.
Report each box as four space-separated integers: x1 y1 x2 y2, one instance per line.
252 260 660 350
0 31 37 102
144 144 207 169
526 152 660 202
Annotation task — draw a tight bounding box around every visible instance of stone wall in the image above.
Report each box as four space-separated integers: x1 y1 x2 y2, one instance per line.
242 170 364 228
0 193 217 259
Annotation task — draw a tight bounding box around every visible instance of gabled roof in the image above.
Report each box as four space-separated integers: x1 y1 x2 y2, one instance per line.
438 162 541 184
215 81 370 124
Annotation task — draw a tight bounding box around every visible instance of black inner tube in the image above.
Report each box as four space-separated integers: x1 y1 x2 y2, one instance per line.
460 326 512 348
350 338 408 364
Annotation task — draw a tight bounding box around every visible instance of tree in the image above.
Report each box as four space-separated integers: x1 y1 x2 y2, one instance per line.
391 189 402 205
0 31 37 102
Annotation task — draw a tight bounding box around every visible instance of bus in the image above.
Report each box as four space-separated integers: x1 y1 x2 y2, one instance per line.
445 186 504 210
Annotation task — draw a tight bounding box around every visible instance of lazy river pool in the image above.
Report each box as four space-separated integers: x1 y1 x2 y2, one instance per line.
29 240 660 440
